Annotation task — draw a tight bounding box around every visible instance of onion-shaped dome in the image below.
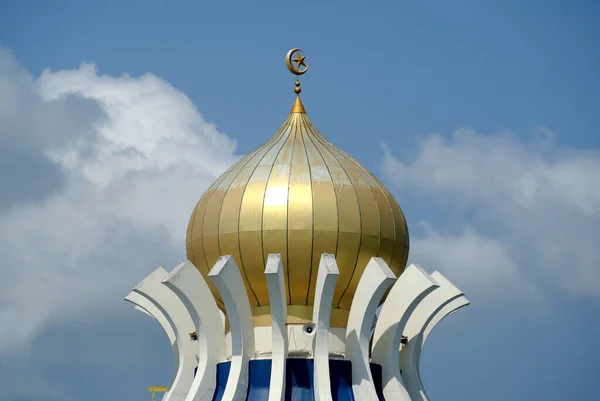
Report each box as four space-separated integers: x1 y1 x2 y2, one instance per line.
186 95 409 329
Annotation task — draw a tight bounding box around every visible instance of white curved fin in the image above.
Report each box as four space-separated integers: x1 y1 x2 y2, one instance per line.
208 256 255 401
312 253 339 401
265 254 288 401
371 264 439 401
346 257 396 401
132 267 197 401
399 271 468 401
163 260 226 401
125 292 179 381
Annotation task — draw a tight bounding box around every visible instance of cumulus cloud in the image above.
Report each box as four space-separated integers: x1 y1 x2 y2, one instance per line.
409 223 541 303
0 47 239 355
0 49 104 209
381 127 600 298
1 42 596 400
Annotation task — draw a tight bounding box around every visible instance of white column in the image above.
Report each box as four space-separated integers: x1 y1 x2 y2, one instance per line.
125 293 179 381
264 254 288 401
346 257 397 401
371 264 439 401
132 267 197 401
163 260 226 401
312 253 339 401
399 271 469 401
208 255 255 401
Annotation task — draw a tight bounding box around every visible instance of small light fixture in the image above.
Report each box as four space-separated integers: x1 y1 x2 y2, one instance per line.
189 331 198 341
302 322 316 337
400 335 408 345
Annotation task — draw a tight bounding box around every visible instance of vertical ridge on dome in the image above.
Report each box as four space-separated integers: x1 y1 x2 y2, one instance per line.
298 117 318 306
202 153 255 306
329 152 382 310
301 115 338 306
239 120 294 306
189 116 295 308
217 156 260 306
262 116 296 304
287 114 314 304
234 119 294 305
305 115 360 306
303 116 383 309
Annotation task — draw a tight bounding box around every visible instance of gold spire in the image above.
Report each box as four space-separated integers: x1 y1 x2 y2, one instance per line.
291 95 306 114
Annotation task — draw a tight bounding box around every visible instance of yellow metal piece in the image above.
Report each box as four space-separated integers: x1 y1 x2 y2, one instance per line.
286 48 309 76
251 305 350 328
291 96 306 113
185 50 409 328
286 48 308 96
147 386 168 401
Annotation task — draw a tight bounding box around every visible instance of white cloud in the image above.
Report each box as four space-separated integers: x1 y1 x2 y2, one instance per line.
0 48 239 353
381 127 600 298
409 223 541 303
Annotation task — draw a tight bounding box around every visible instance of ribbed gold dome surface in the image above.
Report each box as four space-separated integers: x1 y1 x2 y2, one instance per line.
186 97 409 327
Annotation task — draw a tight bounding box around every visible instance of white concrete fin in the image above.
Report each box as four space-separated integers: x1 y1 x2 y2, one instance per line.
219 309 227 329
208 255 255 401
345 257 397 401
163 260 226 401
125 292 179 379
399 271 468 401
423 294 469 342
402 295 467 401
126 296 176 345
265 253 288 401
132 267 197 401
371 264 439 401
133 304 153 318
401 271 463 341
312 253 340 401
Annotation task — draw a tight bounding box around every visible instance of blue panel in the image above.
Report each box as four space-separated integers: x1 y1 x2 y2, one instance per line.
247 359 272 401
286 359 314 401
212 359 385 401
329 359 354 401
369 363 385 401
212 361 231 401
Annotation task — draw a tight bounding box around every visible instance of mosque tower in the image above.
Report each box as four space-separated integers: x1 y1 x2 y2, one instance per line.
126 49 469 401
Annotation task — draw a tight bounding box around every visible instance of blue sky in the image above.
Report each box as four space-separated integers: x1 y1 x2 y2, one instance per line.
0 1 599 400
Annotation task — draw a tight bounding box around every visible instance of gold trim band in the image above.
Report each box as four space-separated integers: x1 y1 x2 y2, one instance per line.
251 305 349 328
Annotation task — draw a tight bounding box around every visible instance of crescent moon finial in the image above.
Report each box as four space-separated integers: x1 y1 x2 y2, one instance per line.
286 48 309 96
286 48 309 76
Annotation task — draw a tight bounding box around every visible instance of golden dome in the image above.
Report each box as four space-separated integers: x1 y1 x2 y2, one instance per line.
186 97 408 328
186 52 408 328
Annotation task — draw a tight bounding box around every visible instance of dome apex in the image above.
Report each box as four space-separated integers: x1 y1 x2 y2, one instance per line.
291 95 306 114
